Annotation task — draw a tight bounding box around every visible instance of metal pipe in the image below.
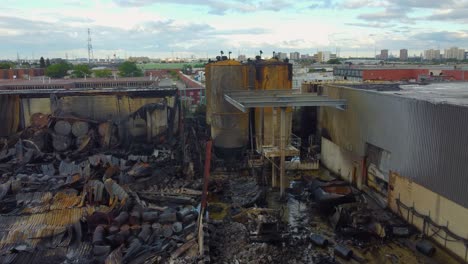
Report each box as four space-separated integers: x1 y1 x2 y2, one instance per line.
280 107 286 197
271 108 276 146
249 109 254 153
259 108 264 151
272 160 277 187
201 140 212 210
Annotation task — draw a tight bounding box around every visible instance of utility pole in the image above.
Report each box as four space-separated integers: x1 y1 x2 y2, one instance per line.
87 28 94 64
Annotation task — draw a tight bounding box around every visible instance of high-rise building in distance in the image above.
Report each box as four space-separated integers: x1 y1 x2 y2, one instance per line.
400 49 408 61
290 52 300 60
444 47 465 60
276 52 288 60
380 49 389 60
313 51 336 63
424 49 440 60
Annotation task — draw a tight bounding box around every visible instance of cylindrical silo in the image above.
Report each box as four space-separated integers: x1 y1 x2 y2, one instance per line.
205 60 250 159
254 59 293 147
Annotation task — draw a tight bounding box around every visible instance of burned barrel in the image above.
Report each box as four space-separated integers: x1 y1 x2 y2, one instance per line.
72 121 89 137
310 233 328 247
54 120 72 136
334 244 353 260
52 133 72 152
416 240 436 256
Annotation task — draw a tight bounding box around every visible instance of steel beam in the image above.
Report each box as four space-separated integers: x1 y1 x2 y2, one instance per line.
224 94 248 112
280 107 286 198
224 93 346 111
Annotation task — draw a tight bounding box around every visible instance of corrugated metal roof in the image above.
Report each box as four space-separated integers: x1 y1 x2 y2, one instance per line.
342 82 468 107
0 190 95 262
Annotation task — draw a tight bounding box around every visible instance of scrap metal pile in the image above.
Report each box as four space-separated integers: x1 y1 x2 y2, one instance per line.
0 114 205 264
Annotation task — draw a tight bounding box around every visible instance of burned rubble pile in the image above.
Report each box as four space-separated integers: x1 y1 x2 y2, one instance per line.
206 173 338 264
206 170 436 264
0 114 205 264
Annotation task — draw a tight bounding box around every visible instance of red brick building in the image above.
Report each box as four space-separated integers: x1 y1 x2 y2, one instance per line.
0 68 45 79
334 66 468 82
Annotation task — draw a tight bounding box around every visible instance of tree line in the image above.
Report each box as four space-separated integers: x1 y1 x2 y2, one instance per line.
40 58 143 79
1 56 144 79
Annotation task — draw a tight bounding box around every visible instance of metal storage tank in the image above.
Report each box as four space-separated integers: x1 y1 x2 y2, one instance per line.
254 59 293 147
205 60 250 158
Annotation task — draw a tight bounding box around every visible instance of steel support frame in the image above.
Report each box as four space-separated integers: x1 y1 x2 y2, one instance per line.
279 107 286 198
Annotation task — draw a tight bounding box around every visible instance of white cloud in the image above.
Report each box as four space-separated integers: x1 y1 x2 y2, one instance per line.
0 0 467 59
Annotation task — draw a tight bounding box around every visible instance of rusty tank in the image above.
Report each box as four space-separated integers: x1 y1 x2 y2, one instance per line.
254 59 293 147
205 59 251 159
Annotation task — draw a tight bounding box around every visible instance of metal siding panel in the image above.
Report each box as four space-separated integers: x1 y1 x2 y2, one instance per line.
320 85 468 208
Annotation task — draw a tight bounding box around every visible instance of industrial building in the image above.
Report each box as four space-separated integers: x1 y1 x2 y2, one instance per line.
202 60 467 261
1 60 467 263
334 66 468 82
318 82 468 260
0 68 45 80
0 77 157 91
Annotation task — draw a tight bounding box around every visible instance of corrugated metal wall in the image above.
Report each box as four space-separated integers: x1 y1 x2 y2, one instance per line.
320 85 468 208
0 95 20 136
57 96 164 122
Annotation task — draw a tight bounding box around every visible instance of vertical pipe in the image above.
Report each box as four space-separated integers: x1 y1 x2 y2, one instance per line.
199 140 212 257
249 109 254 153
272 108 276 146
259 108 264 152
280 107 286 197
201 140 212 210
146 109 152 143
272 161 276 187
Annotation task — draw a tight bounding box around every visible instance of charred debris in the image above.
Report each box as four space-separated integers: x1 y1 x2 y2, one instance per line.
0 75 458 264
0 89 212 264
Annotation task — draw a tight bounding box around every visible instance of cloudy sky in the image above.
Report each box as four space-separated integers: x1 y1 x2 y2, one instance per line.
0 0 467 60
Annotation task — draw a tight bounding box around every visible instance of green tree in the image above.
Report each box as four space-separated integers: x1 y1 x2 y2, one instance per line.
39 57 46 68
327 58 342 64
0 62 13 69
45 58 51 67
118 61 143 77
182 64 193 74
93 69 112 78
45 62 72 78
169 70 180 80
72 64 91 78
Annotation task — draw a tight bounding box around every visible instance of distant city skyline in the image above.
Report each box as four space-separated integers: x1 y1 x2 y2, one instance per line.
0 0 467 60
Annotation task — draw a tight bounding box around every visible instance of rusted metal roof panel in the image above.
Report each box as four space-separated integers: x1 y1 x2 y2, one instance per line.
0 188 94 262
